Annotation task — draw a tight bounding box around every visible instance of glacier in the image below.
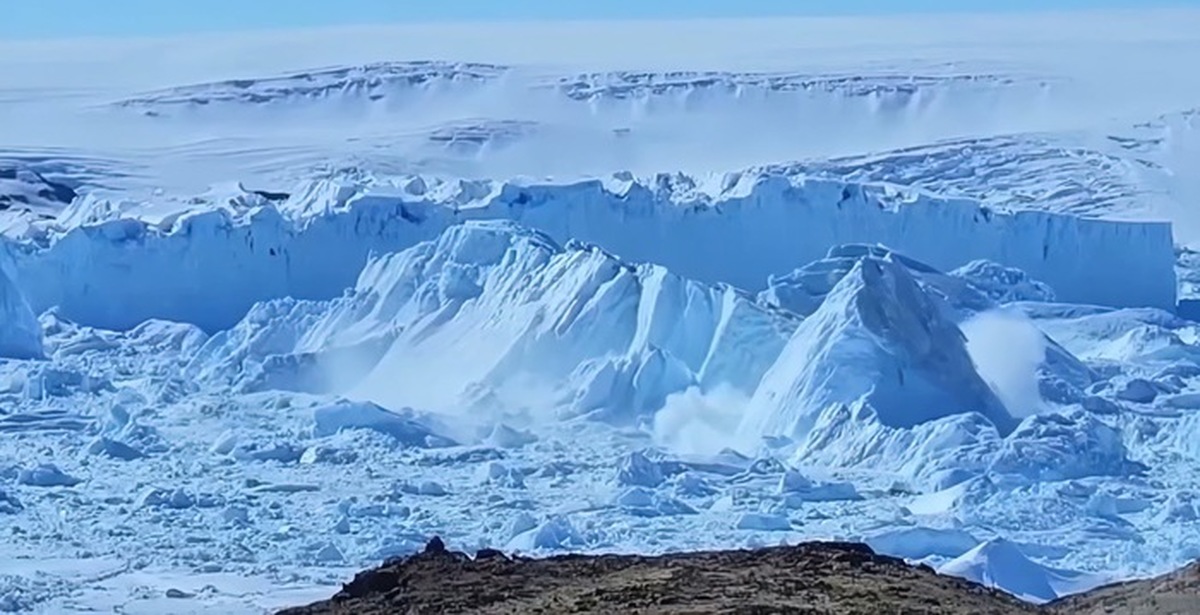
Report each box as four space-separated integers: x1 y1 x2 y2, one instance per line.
3 9 1200 613
0 172 1176 336
0 245 43 360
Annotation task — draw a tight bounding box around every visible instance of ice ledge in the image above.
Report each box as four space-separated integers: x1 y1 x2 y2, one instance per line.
1 171 1177 332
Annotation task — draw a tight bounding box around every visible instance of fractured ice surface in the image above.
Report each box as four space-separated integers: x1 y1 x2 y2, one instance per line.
0 213 1196 611
188 220 798 425
3 22 1200 609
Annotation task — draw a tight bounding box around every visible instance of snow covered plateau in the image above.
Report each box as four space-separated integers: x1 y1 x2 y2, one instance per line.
3 9 1200 613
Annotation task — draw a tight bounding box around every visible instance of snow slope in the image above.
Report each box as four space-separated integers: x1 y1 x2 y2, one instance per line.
939 538 1105 603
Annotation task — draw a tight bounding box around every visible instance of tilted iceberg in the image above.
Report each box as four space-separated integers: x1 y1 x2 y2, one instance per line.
187 220 799 422
738 253 1014 443
938 538 1102 603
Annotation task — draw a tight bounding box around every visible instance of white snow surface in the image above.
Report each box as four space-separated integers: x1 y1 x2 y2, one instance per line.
938 538 1108 604
3 9 1200 613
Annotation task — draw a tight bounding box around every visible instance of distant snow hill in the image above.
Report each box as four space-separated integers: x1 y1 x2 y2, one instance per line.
111 61 1030 113
113 61 511 113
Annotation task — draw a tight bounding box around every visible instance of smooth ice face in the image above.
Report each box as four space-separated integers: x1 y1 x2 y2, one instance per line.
0 245 43 359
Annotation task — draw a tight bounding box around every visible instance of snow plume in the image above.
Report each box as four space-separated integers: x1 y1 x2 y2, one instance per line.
960 309 1047 418
652 385 752 455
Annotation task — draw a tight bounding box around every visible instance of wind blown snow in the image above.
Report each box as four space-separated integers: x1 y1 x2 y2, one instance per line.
652 385 753 456
961 309 1048 418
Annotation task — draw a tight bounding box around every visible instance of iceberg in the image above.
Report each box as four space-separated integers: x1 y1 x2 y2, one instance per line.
187 220 798 421
763 244 1096 406
738 253 1013 443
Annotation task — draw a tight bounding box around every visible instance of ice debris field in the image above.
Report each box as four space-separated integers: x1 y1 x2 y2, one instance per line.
3 9 1200 613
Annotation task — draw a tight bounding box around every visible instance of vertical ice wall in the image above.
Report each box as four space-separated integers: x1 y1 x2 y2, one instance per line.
0 244 43 359
1 173 1176 332
489 177 1175 312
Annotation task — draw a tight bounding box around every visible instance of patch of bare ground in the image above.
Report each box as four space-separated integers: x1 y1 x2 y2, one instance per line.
277 537 1038 615
279 537 1200 615
1046 562 1200 615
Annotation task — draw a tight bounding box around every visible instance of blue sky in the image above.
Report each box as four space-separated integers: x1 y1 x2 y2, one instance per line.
2 0 1194 40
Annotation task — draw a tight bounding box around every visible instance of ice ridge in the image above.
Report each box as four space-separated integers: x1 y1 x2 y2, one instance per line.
738 253 1014 443
187 219 800 423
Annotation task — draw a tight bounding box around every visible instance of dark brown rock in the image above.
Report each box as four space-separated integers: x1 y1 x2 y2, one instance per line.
276 540 1200 615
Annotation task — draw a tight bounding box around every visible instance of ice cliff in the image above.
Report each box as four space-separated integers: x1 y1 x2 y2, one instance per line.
114 61 510 116
0 244 43 359
1 172 1175 333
